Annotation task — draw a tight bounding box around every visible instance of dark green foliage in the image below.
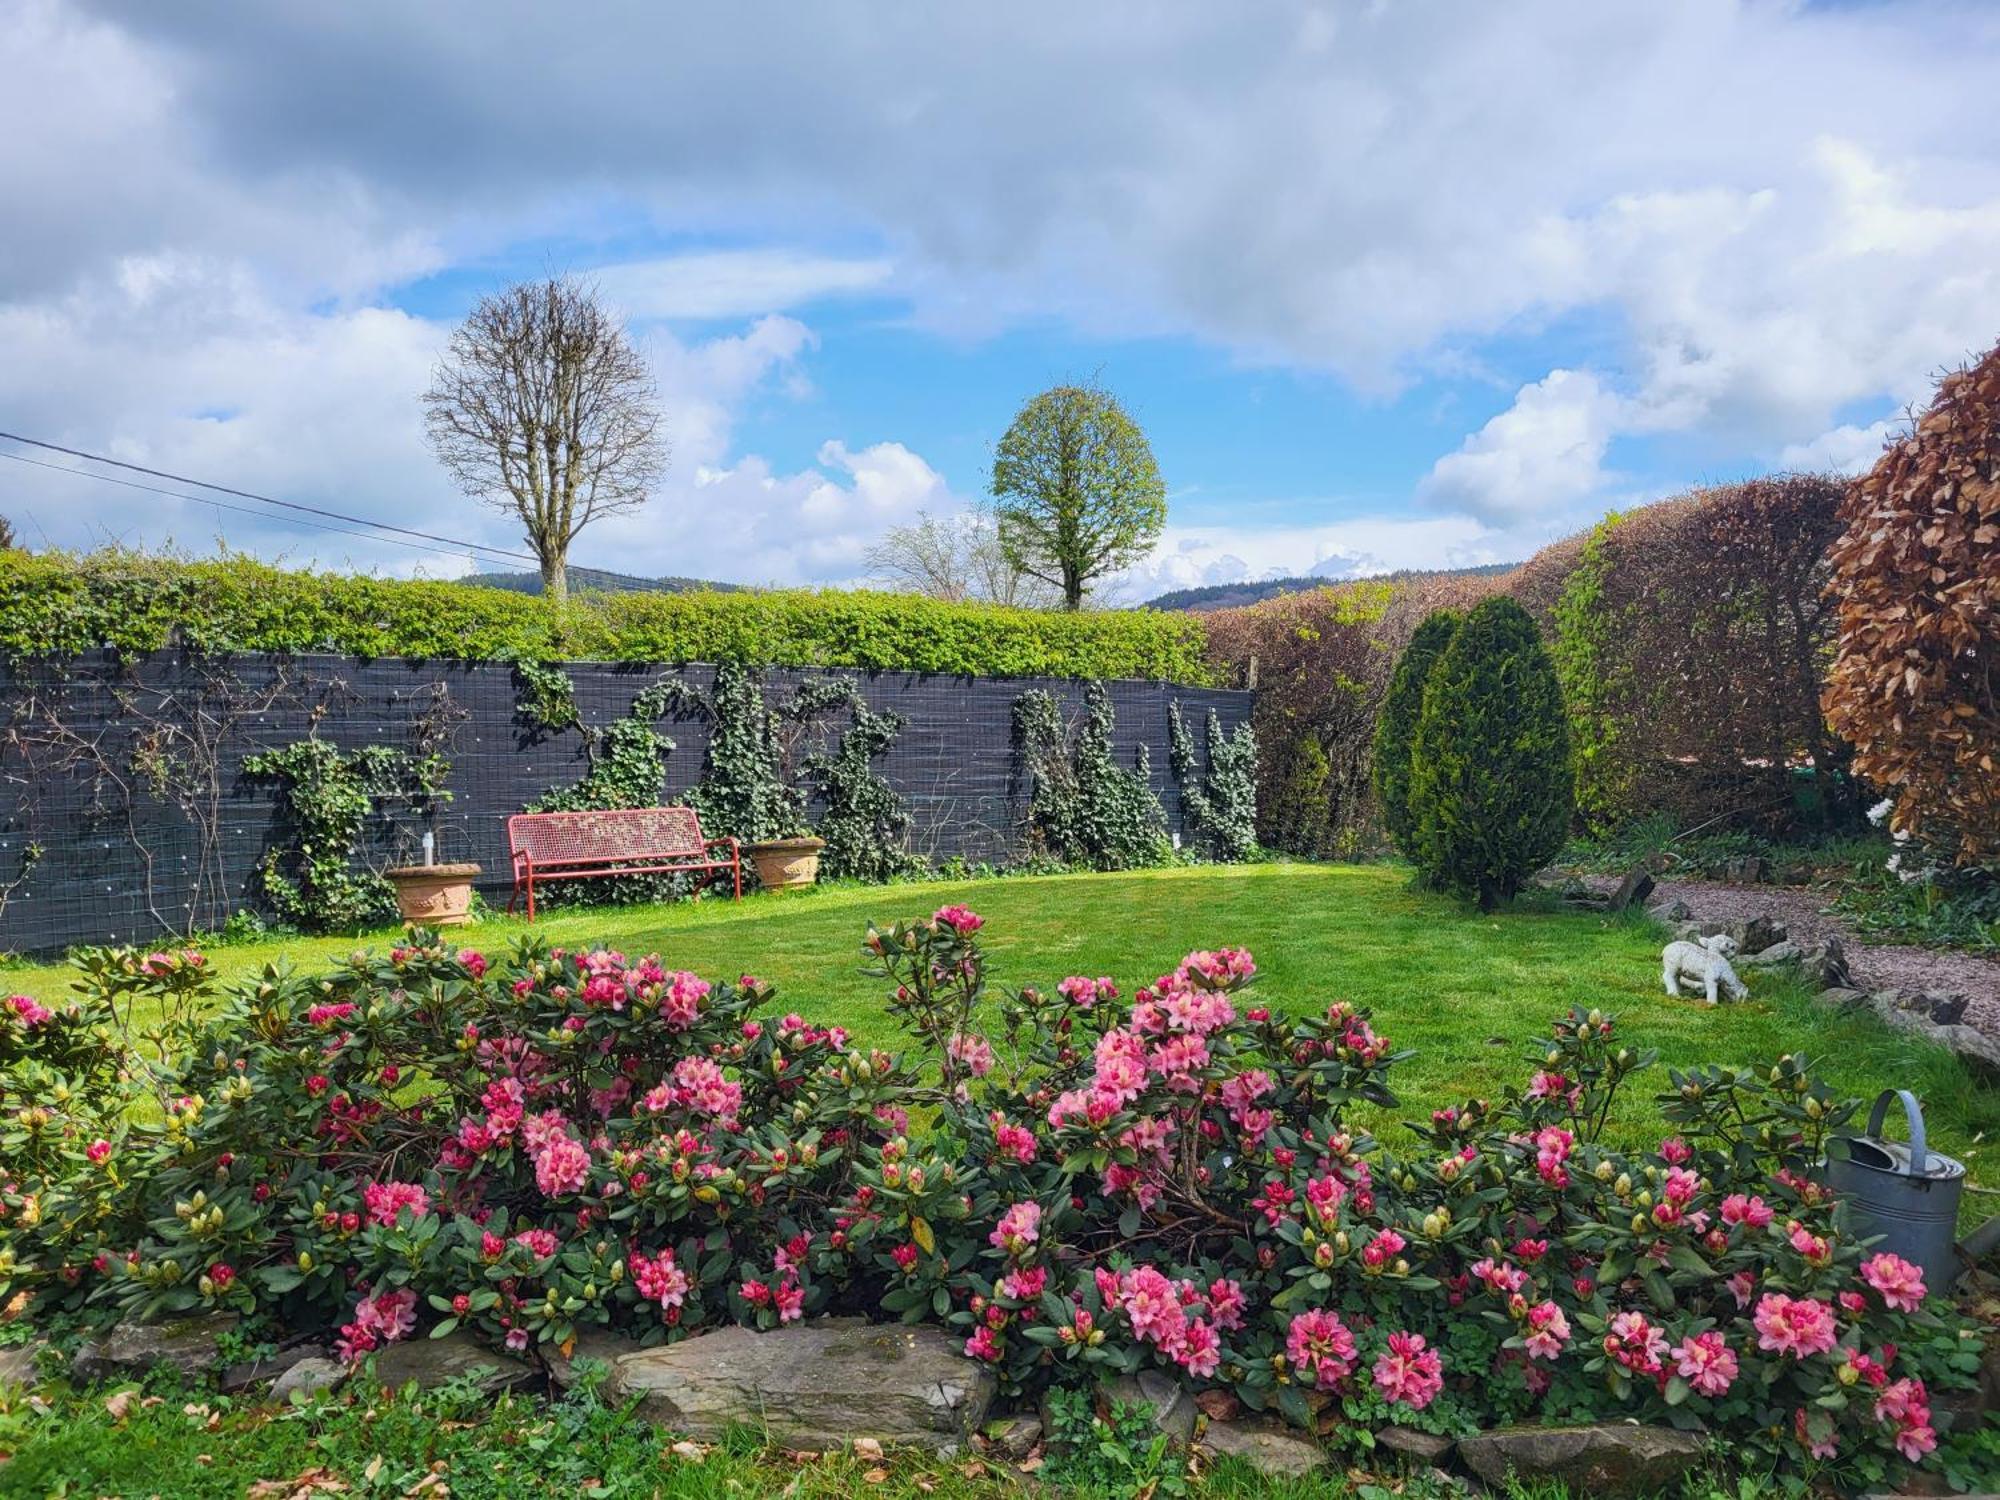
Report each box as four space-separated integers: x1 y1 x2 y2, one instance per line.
0 548 1213 683
1168 701 1259 862
803 701 920 883
1407 598 1574 909
1373 609 1461 859
528 680 678 813
241 740 452 933
1013 683 1169 870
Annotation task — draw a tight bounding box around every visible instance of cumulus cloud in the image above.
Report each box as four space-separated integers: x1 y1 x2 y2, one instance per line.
1418 371 1625 524
595 251 892 322
1779 419 1899 477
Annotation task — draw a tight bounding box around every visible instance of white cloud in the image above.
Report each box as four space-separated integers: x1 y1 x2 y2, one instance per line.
1779 418 1898 476
1110 513 1505 602
1418 371 1625 524
594 251 892 321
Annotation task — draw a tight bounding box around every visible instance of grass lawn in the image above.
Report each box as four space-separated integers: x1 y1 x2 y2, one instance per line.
8 861 1995 1182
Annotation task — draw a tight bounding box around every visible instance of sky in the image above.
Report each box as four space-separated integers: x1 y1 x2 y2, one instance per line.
4 0 2000 601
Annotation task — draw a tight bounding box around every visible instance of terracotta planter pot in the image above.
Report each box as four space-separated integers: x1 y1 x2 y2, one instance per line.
384 862 482 926
744 837 824 891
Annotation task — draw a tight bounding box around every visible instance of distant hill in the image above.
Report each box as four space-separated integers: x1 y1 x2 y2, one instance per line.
459 567 746 596
1143 562 1516 613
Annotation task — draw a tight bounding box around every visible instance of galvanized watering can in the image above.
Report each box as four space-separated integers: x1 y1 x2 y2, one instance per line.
1826 1089 1965 1291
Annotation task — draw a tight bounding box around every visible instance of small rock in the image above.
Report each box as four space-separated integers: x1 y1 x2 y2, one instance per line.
1098 1368 1197 1446
0 1342 43 1388
1800 937 1853 990
1924 992 1970 1026
270 1356 347 1402
1606 866 1656 914
1700 915 1785 955
1655 899 1692 922
1377 1424 1455 1463
567 1319 993 1452
983 1414 1042 1460
221 1344 330 1395
1743 940 1802 968
1194 1388 1242 1422
1457 1424 1705 1498
1721 856 1772 885
367 1329 536 1396
1815 987 1872 1012
1201 1418 1329 1478
73 1312 241 1384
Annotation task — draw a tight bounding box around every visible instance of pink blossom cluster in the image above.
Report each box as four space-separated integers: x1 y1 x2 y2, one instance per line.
1874 1376 1937 1462
1861 1252 1927 1313
362 1180 431 1227
1719 1193 1775 1230
1285 1306 1358 1387
5 994 52 1028
1521 1300 1570 1361
989 1200 1041 1256
1056 975 1117 1009
931 904 984 934
1753 1293 1840 1359
1532 1126 1573 1188
1671 1331 1739 1397
1093 1265 1241 1380
1372 1331 1444 1410
988 1112 1037 1165
305 1002 358 1029
335 1285 417 1362
946 1032 995 1078
631 1246 690 1317
1601 1310 1670 1375
641 1056 742 1123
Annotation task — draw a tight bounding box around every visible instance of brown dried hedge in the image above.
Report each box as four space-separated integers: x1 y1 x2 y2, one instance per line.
1204 476 1852 854
1824 344 2000 866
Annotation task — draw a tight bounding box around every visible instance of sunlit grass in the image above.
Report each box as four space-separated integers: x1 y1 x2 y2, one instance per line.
8 862 1994 1183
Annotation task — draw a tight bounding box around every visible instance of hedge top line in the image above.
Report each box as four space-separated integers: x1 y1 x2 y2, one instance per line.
0 549 1217 685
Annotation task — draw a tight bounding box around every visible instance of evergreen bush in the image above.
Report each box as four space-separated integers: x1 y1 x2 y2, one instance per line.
1407 598 1573 908
1371 609 1461 861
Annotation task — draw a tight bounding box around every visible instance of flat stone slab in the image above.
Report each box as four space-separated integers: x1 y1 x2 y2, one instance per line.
270 1355 347 1402
367 1329 536 1395
1202 1418 1328 1478
1457 1423 1704 1497
73 1312 240 1383
0 1342 43 1387
550 1318 993 1452
1376 1424 1455 1463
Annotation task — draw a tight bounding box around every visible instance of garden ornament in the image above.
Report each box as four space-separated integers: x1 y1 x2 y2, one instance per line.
1660 932 1746 1005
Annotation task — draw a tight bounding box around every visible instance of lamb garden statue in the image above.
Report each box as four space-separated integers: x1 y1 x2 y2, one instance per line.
1661 932 1747 1005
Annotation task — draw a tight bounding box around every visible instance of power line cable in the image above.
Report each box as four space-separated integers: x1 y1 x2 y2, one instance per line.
0 450 502 567
0 429 538 566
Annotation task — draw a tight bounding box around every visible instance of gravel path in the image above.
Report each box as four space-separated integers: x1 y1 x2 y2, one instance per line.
1590 876 2000 1039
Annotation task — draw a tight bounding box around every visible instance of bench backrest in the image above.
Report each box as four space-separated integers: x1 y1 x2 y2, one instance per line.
507 807 710 867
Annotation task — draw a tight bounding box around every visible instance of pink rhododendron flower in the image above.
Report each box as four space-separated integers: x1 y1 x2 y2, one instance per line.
1057 975 1116 1008
990 1200 1041 1256
362 1180 431 1227
1753 1293 1839 1359
1602 1310 1669 1374
659 971 711 1028
457 949 487 978
1373 1331 1443 1410
1286 1307 1357 1387
335 1286 418 1363
7 994 54 1028
1206 1277 1247 1332
1719 1193 1774 1229
1533 1126 1573 1188
513 1228 559 1258
1861 1252 1927 1313
932 904 984 934
946 1032 995 1078
1875 1377 1937 1462
990 1114 1038 1165
1672 1332 1738 1397
632 1247 690 1310
1522 1301 1570 1362
533 1135 592 1198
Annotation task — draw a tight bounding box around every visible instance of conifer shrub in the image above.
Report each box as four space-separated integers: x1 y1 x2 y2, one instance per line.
1407 597 1574 908
1372 609 1462 862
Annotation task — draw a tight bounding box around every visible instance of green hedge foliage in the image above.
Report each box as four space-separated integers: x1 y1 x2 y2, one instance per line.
1407 597 1574 907
0 550 1214 682
1371 608 1461 860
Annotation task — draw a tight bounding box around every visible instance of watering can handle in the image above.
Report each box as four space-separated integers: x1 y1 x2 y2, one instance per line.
1865 1089 1931 1176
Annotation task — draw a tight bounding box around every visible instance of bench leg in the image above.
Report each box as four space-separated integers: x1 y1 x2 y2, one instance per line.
732 855 742 901
525 872 536 924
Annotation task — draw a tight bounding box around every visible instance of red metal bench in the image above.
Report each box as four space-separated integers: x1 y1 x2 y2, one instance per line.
506 807 740 920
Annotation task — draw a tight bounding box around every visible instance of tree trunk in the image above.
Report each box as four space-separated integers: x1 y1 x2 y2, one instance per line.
541 549 569 608
1062 564 1083 612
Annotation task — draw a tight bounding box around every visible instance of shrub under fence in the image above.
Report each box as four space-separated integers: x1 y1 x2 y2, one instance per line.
1 911 1987 1489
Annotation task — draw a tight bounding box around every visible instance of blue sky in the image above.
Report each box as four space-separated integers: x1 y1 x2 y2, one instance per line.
3 1 1998 596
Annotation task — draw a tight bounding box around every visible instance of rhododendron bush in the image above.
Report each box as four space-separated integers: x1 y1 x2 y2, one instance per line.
0 914 1988 1487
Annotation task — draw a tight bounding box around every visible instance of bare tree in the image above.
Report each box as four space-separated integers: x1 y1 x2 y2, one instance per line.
865 510 1060 608
423 276 665 605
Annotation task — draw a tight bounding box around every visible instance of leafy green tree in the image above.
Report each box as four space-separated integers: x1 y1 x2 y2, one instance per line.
990 384 1166 610
1407 598 1573 909
1372 609 1462 868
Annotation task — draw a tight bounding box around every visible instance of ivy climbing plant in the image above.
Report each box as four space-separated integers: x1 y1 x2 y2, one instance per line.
242 739 453 933
801 699 919 882
527 679 678 813
1012 681 1168 870
1167 701 1258 862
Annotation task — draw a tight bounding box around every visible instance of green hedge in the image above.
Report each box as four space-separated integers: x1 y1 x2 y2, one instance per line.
0 550 1214 683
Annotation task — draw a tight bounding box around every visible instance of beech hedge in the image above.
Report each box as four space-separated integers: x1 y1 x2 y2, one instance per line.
0 550 1214 683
